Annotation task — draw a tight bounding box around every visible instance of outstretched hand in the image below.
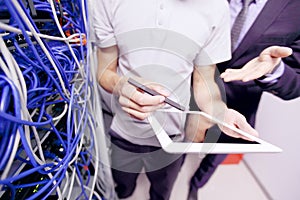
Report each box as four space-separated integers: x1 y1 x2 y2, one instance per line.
220 46 293 82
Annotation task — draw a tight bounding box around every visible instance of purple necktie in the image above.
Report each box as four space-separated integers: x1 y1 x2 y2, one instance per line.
231 0 254 51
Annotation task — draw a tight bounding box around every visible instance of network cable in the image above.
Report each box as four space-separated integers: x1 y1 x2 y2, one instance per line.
0 0 114 199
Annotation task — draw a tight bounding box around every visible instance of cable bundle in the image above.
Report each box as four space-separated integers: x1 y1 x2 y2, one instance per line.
0 0 114 199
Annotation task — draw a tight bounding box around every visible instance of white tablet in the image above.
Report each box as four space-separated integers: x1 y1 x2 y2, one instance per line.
148 110 282 154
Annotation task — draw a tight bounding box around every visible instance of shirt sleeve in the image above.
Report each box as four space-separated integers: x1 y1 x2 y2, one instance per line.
257 61 285 84
194 4 231 66
92 0 117 48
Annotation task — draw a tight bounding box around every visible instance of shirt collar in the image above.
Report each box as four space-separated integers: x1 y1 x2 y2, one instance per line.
244 0 267 4
230 0 258 4
229 0 268 5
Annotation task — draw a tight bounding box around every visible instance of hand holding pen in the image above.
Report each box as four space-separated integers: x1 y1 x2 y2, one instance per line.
128 78 185 111
115 77 172 120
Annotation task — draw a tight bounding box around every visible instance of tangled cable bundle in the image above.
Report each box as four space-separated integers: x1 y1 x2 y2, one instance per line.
0 0 115 199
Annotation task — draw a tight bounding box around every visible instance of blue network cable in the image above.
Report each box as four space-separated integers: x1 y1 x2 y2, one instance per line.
0 0 100 199
0 80 17 171
4 0 70 101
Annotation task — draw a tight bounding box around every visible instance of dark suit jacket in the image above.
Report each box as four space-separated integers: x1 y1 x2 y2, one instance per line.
191 0 300 186
217 0 300 128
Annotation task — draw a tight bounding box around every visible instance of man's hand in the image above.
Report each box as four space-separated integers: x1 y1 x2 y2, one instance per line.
115 77 170 120
192 65 258 141
218 109 259 141
185 109 258 142
220 46 292 82
97 46 170 120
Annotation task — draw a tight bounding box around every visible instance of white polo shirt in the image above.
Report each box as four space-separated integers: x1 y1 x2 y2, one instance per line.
93 0 231 146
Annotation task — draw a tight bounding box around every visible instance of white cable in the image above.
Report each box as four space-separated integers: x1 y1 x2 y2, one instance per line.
12 119 60 177
66 166 77 200
53 103 68 121
61 171 70 197
74 173 102 200
0 37 26 97
49 0 81 70
67 112 85 166
74 82 91 104
54 176 63 200
2 35 92 184
0 54 11 77
81 0 88 34
0 37 46 164
3 1 75 169
1 2 102 200
0 32 10 37
0 22 85 43
0 132 21 191
86 41 117 199
87 115 99 200
68 81 89 166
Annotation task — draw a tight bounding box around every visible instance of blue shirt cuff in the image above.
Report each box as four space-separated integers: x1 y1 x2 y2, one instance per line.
257 61 285 84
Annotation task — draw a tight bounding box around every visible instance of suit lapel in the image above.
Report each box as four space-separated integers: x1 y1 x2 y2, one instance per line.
229 0 291 66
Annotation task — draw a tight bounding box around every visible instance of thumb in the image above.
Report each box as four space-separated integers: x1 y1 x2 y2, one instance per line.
261 46 293 58
236 119 259 139
148 84 170 97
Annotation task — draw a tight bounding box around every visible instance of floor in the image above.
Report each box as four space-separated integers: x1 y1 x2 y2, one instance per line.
122 154 269 200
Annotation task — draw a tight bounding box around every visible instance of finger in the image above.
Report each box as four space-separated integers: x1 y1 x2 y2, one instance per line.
220 69 241 82
220 69 237 79
121 84 165 106
119 82 139 99
132 77 171 97
220 124 258 141
219 126 240 138
220 64 259 82
234 118 259 140
131 91 165 106
147 84 171 97
221 58 258 77
221 68 250 82
119 95 165 113
222 60 275 82
241 63 273 81
271 46 292 58
220 109 259 141
121 106 150 120
221 68 239 75
119 95 142 111
261 46 293 58
218 125 252 141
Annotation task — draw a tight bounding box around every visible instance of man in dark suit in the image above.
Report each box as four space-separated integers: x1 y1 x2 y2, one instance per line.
188 0 300 199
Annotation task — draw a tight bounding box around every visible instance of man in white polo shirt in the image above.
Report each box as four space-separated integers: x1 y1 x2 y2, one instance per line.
93 0 258 199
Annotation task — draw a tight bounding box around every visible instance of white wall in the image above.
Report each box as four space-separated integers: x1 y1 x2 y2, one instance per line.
244 92 300 200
